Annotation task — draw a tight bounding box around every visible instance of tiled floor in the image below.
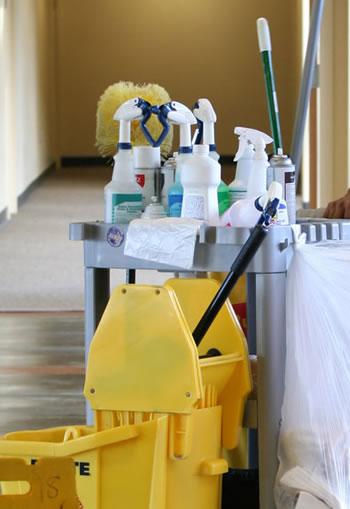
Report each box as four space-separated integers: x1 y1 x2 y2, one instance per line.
0 312 86 436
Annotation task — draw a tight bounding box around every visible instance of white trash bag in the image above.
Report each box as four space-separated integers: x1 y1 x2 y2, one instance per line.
275 240 350 509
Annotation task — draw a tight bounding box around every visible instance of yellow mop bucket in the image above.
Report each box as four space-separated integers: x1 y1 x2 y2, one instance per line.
0 279 252 509
0 419 167 509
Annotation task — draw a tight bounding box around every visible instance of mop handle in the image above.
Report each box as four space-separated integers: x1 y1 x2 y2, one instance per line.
257 18 283 153
192 223 268 347
291 0 325 185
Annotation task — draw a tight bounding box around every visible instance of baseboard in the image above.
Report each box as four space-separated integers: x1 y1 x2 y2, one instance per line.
61 155 235 167
0 207 8 228
18 163 56 208
220 155 235 165
61 156 112 167
0 164 56 226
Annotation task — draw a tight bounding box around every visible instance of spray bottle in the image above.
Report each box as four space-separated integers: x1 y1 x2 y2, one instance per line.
246 137 273 199
165 102 197 217
104 98 148 223
229 127 273 204
193 98 230 214
220 181 283 227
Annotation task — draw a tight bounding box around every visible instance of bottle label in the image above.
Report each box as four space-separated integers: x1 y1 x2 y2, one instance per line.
168 194 183 217
285 172 296 224
183 194 205 220
135 173 145 187
272 201 289 226
229 189 247 205
111 193 142 223
218 192 230 215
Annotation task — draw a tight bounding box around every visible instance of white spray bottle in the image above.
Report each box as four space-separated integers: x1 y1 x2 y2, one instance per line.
104 98 144 223
193 98 230 214
220 181 283 227
229 127 273 204
165 102 197 217
247 136 273 198
193 98 219 160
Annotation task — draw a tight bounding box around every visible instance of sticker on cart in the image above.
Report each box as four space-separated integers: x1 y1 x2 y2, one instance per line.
107 226 125 248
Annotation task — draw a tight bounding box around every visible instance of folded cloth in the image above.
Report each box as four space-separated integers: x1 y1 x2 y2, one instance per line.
124 218 203 269
296 492 330 509
296 207 326 218
280 466 341 509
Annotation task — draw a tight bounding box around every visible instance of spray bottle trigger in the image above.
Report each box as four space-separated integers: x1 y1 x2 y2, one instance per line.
139 104 171 147
193 119 203 145
234 135 249 162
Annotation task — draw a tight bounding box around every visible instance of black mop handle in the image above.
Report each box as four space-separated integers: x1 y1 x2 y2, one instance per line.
192 223 269 347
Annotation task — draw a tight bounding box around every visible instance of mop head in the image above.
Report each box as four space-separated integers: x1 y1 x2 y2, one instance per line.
96 81 174 160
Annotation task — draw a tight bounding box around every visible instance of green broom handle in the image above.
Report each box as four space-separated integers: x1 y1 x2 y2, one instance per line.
257 18 283 153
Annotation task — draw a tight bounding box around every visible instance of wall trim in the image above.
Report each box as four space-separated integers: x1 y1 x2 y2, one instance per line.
61 155 236 167
61 157 112 167
0 207 8 228
18 163 56 208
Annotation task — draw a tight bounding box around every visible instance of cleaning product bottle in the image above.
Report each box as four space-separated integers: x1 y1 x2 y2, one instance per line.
168 153 184 217
228 143 254 205
181 144 221 225
267 149 296 224
246 135 273 199
133 146 161 210
161 155 177 213
164 102 197 217
104 97 145 223
193 98 230 214
221 181 283 227
229 127 273 205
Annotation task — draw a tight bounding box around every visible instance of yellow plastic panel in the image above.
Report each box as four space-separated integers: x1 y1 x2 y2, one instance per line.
165 278 248 357
166 407 226 509
165 278 252 449
85 285 203 414
0 418 168 509
0 457 79 508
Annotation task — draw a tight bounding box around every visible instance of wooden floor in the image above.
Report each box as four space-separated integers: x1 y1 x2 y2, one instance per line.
0 312 86 436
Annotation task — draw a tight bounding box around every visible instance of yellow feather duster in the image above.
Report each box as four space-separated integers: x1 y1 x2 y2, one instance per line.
96 81 173 160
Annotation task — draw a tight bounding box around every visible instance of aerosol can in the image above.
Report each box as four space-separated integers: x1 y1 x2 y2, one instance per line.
133 146 161 210
267 149 296 224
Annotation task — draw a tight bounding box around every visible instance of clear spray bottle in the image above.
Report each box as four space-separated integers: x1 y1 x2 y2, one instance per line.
165 102 197 217
193 98 230 214
104 98 144 223
229 127 273 204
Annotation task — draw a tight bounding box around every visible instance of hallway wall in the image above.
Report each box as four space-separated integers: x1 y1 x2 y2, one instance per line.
56 0 302 158
0 0 56 218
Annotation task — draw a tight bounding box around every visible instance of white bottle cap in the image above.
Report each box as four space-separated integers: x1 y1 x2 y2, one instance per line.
193 144 209 156
142 196 167 218
133 146 161 168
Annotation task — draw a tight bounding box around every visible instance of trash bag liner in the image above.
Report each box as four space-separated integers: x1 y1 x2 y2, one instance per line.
275 241 350 509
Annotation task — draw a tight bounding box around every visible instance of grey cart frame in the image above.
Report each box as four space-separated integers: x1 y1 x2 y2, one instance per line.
70 219 350 509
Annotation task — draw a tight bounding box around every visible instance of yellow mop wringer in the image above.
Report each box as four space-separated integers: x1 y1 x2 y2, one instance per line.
0 276 253 509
